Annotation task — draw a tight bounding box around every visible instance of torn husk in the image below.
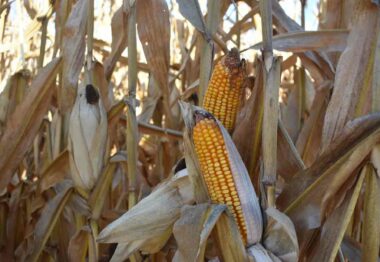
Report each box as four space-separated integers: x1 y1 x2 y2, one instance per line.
180 102 263 246
68 80 107 191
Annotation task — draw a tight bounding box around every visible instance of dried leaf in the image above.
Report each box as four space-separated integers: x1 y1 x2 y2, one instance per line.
308 167 365 262
361 164 380 262
296 87 330 167
89 162 117 220
277 119 305 181
136 0 170 96
68 226 90 261
27 185 74 261
137 75 161 124
39 149 70 192
278 113 380 240
247 30 348 53
60 0 88 112
92 61 113 111
322 2 379 149
176 0 209 40
104 6 129 80
0 58 62 191
271 1 334 84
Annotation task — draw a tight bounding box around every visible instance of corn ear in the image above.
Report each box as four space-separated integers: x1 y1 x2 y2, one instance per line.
68 83 107 191
202 48 245 132
191 109 263 246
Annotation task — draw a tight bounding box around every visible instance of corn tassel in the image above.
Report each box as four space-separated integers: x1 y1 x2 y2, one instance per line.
202 48 245 132
192 110 262 246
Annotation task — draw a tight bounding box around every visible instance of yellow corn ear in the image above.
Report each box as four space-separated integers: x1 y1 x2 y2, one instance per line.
202 48 245 132
192 112 248 244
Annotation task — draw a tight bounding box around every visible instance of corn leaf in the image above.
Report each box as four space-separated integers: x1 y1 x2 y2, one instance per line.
60 0 88 112
27 184 74 261
0 58 61 191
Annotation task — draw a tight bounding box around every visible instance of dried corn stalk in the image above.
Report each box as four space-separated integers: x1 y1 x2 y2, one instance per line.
68 83 107 191
202 48 245 132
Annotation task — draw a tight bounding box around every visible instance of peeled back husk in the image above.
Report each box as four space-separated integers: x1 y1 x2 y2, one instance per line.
68 83 107 191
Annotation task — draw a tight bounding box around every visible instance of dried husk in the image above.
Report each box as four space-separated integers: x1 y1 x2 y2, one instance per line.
97 170 194 260
68 83 107 191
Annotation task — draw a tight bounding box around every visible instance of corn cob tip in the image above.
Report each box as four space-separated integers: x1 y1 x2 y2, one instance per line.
224 48 244 73
193 110 215 124
85 84 100 105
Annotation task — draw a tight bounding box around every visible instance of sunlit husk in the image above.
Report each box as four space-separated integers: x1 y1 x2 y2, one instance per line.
68 83 107 191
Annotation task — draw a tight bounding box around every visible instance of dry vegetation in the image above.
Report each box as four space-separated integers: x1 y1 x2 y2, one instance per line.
0 0 379 261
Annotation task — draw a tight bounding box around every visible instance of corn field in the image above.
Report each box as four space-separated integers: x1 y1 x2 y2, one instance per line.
0 0 379 261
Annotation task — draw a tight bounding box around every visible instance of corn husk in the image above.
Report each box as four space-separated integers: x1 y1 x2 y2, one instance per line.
97 169 194 261
68 83 107 191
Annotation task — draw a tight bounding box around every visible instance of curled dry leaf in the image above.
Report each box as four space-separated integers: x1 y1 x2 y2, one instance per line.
60 0 88 112
97 169 194 260
68 83 107 191
0 58 61 191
